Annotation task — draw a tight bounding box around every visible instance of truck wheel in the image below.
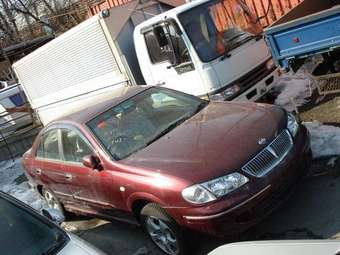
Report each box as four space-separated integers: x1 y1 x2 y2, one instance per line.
42 187 65 216
140 203 186 255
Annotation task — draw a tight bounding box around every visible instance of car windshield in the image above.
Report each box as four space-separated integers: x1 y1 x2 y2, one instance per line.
178 0 263 62
87 88 207 160
0 196 68 255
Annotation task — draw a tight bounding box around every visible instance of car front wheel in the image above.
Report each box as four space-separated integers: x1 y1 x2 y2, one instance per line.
141 203 186 255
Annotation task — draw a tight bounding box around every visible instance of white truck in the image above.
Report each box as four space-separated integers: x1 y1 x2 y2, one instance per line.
13 0 279 126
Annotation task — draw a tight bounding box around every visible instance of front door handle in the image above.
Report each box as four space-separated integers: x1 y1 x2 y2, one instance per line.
64 173 73 181
35 168 42 175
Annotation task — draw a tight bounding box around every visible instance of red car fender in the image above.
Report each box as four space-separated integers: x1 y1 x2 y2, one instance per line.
127 192 166 211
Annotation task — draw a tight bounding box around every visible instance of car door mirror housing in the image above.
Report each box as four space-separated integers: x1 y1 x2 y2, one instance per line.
82 155 101 169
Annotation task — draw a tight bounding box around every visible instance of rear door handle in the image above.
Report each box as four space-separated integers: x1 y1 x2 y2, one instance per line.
64 173 73 181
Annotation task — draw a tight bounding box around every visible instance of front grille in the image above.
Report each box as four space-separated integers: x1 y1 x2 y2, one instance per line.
242 130 293 177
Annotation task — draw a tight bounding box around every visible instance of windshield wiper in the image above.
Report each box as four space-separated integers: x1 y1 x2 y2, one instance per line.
41 232 66 255
146 114 192 146
224 33 246 43
220 34 254 61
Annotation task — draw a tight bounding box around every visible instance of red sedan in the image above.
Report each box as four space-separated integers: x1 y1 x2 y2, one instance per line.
22 86 311 255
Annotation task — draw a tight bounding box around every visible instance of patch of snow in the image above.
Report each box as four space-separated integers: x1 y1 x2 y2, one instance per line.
304 121 340 158
274 69 316 112
273 57 322 112
0 158 45 211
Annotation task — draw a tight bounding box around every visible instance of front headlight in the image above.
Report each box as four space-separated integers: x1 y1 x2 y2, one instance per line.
181 185 216 204
182 173 249 204
210 84 241 101
287 112 299 137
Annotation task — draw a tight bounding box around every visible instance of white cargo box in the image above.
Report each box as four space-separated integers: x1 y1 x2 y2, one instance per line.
12 13 133 125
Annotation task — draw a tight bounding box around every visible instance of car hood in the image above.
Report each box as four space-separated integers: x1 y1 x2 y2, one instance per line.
121 102 286 184
59 234 107 255
209 240 340 255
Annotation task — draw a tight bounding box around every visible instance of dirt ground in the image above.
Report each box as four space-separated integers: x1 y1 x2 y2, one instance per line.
300 95 340 124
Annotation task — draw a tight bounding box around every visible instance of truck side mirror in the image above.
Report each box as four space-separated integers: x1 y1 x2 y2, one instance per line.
82 155 101 169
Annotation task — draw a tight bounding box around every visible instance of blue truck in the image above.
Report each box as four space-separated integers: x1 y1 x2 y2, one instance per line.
264 0 340 72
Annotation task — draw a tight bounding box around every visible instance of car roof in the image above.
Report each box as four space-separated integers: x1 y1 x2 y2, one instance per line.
52 85 151 126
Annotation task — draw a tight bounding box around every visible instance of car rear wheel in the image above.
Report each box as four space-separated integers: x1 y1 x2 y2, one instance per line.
42 187 65 215
141 203 186 255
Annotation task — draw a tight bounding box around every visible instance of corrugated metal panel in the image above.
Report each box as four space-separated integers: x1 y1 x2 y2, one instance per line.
89 0 303 26
245 0 303 27
13 17 120 102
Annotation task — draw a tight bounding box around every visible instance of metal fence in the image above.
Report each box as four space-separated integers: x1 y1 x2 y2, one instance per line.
0 84 41 161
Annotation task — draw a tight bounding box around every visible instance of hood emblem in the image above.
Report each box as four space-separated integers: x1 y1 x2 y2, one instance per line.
257 138 267 145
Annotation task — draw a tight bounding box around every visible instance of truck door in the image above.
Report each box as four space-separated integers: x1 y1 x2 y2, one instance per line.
142 21 206 97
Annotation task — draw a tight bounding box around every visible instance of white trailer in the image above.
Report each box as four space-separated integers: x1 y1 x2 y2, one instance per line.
12 13 136 126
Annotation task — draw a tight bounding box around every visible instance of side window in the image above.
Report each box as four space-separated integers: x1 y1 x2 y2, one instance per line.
36 129 61 160
36 140 44 158
144 29 170 64
61 129 93 163
144 23 191 65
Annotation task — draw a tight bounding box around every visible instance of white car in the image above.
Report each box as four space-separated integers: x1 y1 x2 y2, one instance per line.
209 240 340 255
0 191 106 255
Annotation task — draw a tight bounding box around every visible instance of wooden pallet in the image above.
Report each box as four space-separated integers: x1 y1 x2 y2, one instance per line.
314 72 340 96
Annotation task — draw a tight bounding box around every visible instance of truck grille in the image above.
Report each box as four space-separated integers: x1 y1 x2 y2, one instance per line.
242 130 293 177
238 60 274 92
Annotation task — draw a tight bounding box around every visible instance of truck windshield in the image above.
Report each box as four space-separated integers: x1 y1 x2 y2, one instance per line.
178 0 263 62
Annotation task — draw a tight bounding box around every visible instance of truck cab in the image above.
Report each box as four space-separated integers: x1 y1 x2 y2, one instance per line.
134 0 280 101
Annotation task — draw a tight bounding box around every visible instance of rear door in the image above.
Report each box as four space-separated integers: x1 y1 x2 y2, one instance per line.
38 128 73 202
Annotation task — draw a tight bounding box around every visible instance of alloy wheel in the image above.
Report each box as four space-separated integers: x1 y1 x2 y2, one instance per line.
145 216 179 255
43 189 61 211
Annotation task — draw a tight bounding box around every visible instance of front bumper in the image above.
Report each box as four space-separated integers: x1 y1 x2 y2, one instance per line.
233 67 280 101
172 125 311 236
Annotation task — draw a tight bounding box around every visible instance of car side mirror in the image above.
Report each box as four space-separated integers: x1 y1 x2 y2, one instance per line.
82 154 100 169
42 208 65 225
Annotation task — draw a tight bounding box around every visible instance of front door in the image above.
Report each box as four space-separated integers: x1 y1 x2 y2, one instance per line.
60 128 117 212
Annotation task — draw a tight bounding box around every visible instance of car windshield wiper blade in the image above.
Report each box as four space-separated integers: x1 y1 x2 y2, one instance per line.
146 114 192 146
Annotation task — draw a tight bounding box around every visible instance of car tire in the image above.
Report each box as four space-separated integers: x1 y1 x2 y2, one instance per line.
140 203 186 255
42 187 65 217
